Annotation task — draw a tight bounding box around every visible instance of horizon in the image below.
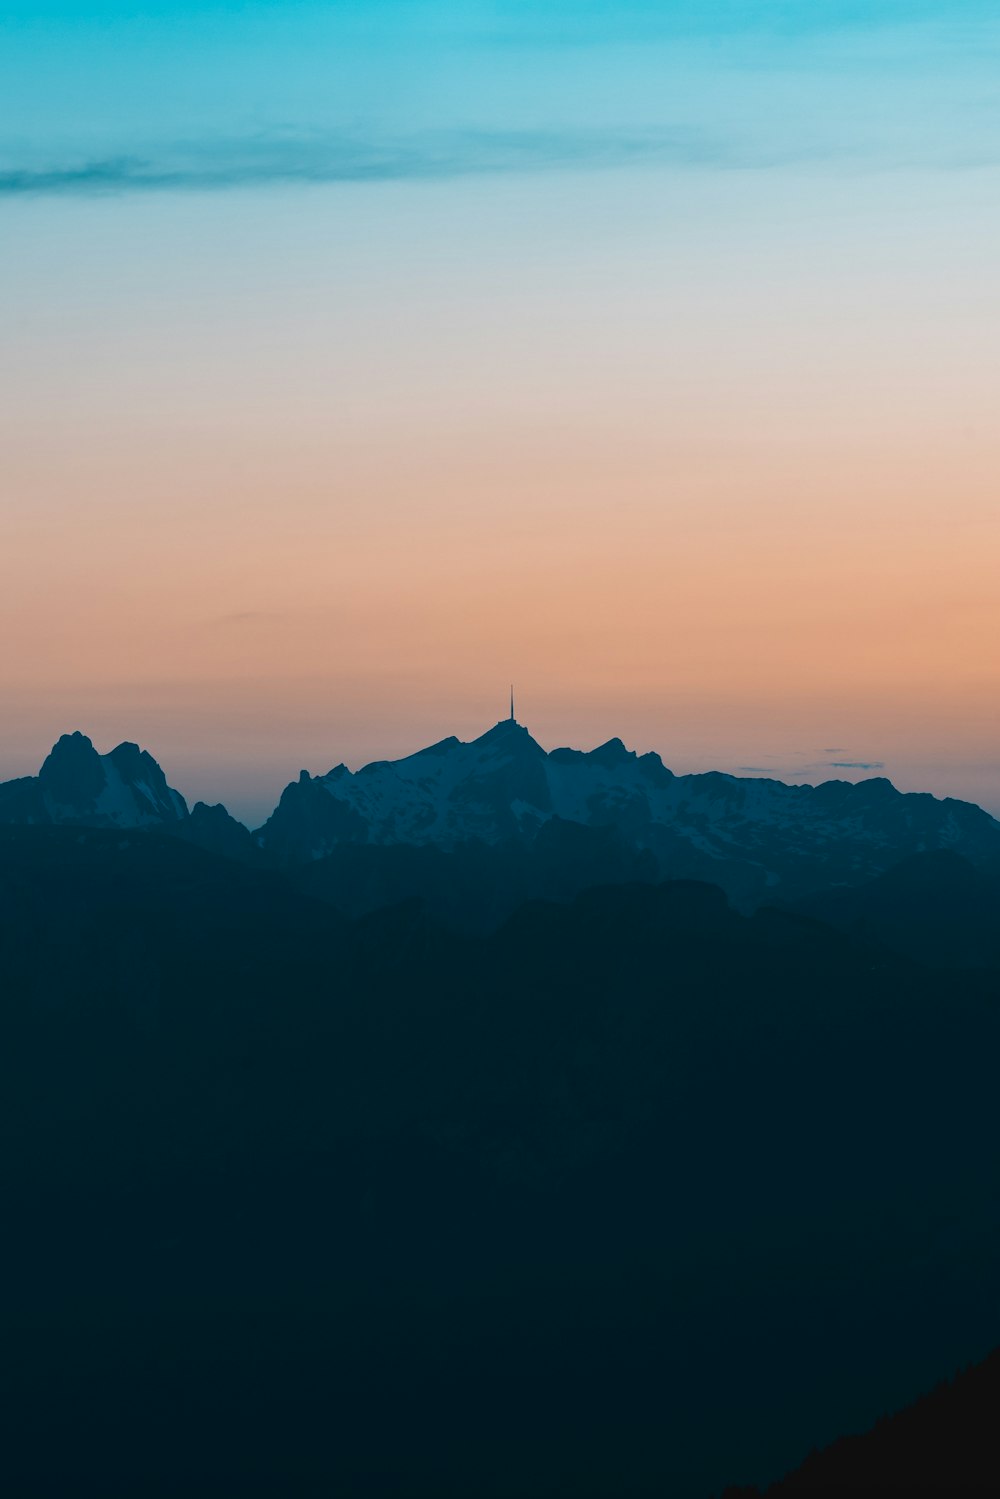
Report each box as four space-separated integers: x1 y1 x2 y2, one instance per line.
8 709 997 831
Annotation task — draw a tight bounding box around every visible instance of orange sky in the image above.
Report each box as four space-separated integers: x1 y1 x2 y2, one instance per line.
2 167 999 824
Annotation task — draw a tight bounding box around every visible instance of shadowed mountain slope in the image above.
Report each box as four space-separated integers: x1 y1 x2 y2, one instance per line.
3 826 1000 1496
787 850 1000 969
288 814 660 930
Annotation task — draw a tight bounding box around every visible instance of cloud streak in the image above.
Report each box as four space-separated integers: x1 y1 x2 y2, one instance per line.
6 112 996 200
0 126 737 198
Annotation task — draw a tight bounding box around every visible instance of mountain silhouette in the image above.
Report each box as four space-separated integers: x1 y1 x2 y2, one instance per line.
4 724 1000 924
0 730 188 829
255 718 1000 907
174 798 257 861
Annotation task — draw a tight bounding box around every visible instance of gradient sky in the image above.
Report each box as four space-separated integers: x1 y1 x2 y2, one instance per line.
2 1 999 825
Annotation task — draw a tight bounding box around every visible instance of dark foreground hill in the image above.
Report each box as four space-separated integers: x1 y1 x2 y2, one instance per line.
287 813 660 930
724 1344 1000 1494
788 849 1000 970
3 827 1000 1496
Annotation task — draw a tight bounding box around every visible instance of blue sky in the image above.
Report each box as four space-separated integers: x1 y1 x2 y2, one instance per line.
4 0 1000 188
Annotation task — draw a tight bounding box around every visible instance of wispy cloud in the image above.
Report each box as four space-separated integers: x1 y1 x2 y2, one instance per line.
0 126 734 198
6 108 997 200
731 754 888 780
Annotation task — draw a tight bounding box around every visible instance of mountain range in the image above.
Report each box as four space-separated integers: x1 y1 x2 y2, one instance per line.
3 720 1000 918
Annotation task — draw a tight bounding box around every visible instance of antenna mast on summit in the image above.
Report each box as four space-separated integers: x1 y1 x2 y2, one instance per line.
510 684 515 722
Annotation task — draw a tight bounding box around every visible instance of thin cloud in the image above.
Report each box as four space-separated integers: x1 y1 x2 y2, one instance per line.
0 126 734 198
733 755 889 779
5 118 990 200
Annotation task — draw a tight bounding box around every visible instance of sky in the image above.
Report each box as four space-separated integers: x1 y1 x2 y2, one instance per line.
2 0 999 825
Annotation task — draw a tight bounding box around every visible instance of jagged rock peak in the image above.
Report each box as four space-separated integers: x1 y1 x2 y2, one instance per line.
251 718 1000 907
472 718 545 753
2 732 189 829
38 731 105 803
587 737 635 766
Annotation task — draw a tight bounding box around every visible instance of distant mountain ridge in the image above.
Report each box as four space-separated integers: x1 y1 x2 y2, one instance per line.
2 720 999 909
0 731 188 830
253 716 1000 905
0 731 246 852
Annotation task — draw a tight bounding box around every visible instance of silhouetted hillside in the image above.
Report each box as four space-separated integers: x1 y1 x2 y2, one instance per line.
3 826 1000 1495
723 1344 1000 1494
788 850 1000 969
289 815 659 929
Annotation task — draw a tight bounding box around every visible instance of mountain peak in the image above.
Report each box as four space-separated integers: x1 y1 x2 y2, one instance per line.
42 730 97 762
6 732 189 829
473 718 544 754
587 737 635 767
38 731 104 805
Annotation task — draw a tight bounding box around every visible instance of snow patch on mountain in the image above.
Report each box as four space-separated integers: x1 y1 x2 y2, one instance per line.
0 733 189 830
253 718 1000 904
